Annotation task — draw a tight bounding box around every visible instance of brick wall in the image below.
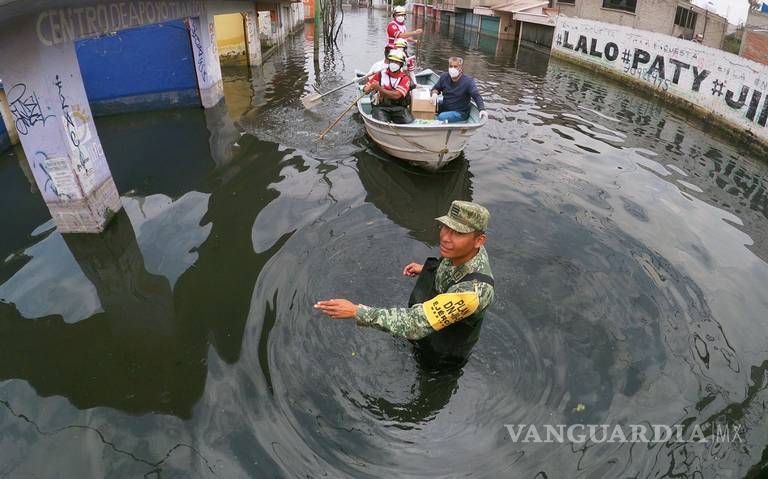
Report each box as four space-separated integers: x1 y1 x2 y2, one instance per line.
742 30 768 65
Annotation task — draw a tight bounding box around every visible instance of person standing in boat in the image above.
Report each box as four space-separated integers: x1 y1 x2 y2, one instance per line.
314 200 495 366
367 44 392 76
430 57 489 123
387 6 422 45
366 38 408 76
363 50 414 124
395 38 418 86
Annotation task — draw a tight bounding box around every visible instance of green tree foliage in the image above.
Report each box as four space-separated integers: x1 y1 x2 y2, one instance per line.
722 31 742 55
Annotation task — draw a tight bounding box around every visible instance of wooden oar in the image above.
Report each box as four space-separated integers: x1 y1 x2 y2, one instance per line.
319 94 366 140
302 73 373 109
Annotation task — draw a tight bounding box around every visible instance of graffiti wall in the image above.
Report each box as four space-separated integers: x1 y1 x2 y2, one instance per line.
552 17 768 144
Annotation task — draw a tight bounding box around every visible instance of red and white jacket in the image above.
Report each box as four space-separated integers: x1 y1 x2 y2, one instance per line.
387 20 407 44
368 68 412 99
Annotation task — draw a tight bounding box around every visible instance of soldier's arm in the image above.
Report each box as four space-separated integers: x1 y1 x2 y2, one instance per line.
355 281 493 339
354 304 434 340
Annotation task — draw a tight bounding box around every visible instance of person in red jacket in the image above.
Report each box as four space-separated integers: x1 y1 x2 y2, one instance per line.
387 6 422 44
364 50 414 124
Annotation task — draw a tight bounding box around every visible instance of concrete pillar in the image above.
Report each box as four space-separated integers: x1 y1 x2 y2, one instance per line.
188 16 225 108
0 88 20 146
0 19 121 233
244 10 263 66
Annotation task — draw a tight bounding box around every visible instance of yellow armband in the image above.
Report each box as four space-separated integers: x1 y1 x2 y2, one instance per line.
421 291 480 331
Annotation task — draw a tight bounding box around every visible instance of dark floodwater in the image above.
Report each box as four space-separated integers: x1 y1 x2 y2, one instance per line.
2 10 768 478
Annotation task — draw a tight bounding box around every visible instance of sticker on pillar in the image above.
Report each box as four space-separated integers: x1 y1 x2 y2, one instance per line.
34 152 80 201
70 106 93 144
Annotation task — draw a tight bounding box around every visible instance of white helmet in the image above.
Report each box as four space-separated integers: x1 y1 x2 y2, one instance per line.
393 6 406 15
387 49 406 64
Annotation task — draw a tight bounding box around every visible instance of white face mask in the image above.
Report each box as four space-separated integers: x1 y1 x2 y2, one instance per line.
448 67 461 78
395 15 405 23
389 62 402 72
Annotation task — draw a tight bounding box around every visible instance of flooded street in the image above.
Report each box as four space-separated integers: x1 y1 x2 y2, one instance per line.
2 9 768 478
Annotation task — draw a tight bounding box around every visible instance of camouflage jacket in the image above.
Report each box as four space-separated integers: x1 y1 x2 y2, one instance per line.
355 246 494 340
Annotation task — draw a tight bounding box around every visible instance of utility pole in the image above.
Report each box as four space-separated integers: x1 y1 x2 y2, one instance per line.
314 0 320 82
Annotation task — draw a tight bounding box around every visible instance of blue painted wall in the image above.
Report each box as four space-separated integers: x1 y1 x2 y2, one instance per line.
76 20 200 115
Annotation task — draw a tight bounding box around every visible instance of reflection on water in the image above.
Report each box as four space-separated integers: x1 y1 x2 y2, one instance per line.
0 212 194 416
356 152 473 245
1 8 768 478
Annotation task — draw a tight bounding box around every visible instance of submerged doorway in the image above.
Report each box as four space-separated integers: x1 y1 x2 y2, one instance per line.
214 13 248 66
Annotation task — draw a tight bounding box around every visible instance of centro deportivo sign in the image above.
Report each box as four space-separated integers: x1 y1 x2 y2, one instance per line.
552 18 768 139
36 1 204 46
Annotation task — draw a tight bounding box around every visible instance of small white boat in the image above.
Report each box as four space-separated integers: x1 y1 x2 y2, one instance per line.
356 69 486 171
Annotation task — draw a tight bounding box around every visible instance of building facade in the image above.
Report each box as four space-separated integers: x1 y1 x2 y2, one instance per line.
741 9 768 65
555 0 727 48
414 0 727 50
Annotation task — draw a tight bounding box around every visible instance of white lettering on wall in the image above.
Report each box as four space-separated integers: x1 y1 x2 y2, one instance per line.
553 18 768 142
36 0 205 45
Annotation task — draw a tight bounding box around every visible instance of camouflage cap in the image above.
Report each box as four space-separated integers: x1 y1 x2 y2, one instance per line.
435 200 489 234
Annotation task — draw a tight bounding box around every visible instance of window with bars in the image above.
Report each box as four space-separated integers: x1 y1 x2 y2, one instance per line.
674 6 698 29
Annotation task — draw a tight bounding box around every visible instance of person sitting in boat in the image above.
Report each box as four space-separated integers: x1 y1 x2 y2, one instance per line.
430 57 488 123
364 50 414 124
387 6 422 45
371 39 417 86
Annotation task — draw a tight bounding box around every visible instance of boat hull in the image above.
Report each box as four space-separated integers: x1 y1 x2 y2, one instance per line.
356 69 485 171
360 118 478 171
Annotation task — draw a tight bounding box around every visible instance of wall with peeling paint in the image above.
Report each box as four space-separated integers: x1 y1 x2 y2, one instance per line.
552 17 768 146
75 20 200 115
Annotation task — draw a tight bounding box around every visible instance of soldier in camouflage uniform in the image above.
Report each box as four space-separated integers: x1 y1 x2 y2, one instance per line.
315 200 494 362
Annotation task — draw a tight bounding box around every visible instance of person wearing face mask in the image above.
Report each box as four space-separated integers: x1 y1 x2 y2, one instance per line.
430 57 488 123
387 6 422 45
363 49 414 124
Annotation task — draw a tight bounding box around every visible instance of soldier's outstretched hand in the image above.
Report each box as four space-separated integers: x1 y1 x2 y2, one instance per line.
314 299 358 319
403 262 423 277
